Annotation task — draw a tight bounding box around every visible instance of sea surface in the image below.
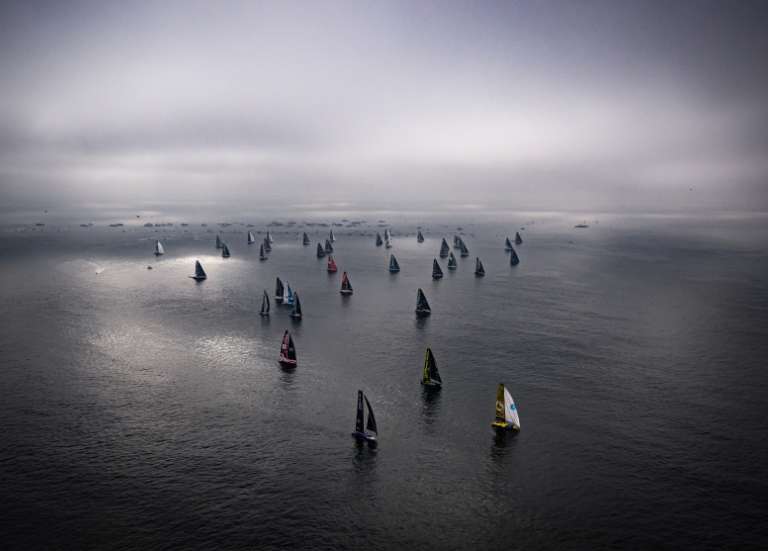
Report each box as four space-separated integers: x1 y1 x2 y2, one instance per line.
1 211 767 550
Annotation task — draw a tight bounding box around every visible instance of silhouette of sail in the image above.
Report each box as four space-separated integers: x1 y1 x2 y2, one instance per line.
275 277 284 303
263 237 272 253
475 257 485 277
364 396 377 434
417 230 424 243
510 246 520 266
259 243 267 260
389 254 400 273
221 243 231 258
260 290 270 316
302 232 310 245
316 243 326 258
267 230 274 244
216 235 223 249
515 232 523 245
190 260 207 280
327 256 338 272
415 288 431 316
439 238 450 258
504 237 513 251
325 239 333 254
329 229 336 242
492 383 520 431
375 233 383 246
432 258 443 279
459 240 469 257
447 252 458 270
453 235 461 248
355 390 365 434
284 284 294 305
340 271 353 294
290 292 302 319
247 231 256 244
421 347 442 386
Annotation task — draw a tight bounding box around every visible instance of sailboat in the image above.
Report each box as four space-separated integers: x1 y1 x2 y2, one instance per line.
375 233 383 247
283 283 294 305
384 228 391 241
259 243 267 260
459 240 469 257
504 237 513 251
417 230 424 243
260 290 270 316
154 240 165 256
325 239 334 254
302 232 310 246
491 383 520 432
432 258 443 280
447 252 458 270
221 243 231 258
290 292 302 320
421 347 442 388
515 231 523 245
267 230 274 244
389 254 400 273
327 256 338 273
329 229 336 242
509 246 520 266
316 243 326 258
216 235 223 249
415 288 431 316
278 330 297 368
439 238 450 258
189 260 207 280
340 271 353 295
453 235 461 249
351 390 378 445
247 231 256 244
263 237 272 253
275 277 285 303
474 257 485 277
385 236 392 249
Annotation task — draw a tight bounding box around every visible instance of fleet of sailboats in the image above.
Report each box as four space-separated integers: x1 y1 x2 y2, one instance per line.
351 390 378 445
492 383 520 432
340 271 353 295
278 330 297 367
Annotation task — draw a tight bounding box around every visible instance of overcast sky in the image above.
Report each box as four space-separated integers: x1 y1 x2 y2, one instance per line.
1 0 766 212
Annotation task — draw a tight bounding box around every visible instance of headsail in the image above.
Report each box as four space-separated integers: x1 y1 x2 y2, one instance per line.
432 258 443 279
389 254 400 273
447 252 458 270
415 288 431 316
248 231 256 244
154 240 165 255
475 257 485 276
316 243 326 258
284 284 294 305
421 347 442 386
340 271 353 294
364 395 378 435
439 238 450 258
275 277 284 302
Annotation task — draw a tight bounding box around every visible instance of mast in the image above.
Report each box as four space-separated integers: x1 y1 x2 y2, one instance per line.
432 258 443 279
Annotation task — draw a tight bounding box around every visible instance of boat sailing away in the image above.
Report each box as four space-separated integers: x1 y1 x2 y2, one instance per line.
475 257 485 277
432 258 444 280
340 271 353 295
275 277 284 303
515 232 523 245
415 288 431 316
260 290 270 316
492 383 520 432
417 230 424 243
290 292 302 320
329 229 336 242
509 246 520 266
221 243 231 258
317 243 326 258
504 237 513 251
325 239 334 254
351 390 378 445
302 232 310 246
439 238 450 258
447 252 458 270
190 260 207 281
327 256 338 273
154 240 165 256
248 231 256 244
389 254 400 273
421 347 442 388
216 235 223 249
278 330 297 368
259 243 267 260
375 233 383 247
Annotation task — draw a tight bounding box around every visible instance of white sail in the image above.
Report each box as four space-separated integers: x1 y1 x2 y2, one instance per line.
154 240 165 255
504 387 520 429
248 231 256 244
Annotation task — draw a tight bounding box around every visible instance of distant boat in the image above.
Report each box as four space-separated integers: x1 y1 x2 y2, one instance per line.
189 260 207 280
329 229 336 242
432 258 443 280
275 277 284 303
290 292 302 320
325 239 334 254
384 228 391 241
474 257 485 277
504 237 513 251
389 254 400 273
417 230 424 243
421 347 442 388
509 246 520 266
248 231 256 244
351 390 378 445
415 288 431 316
574 223 589 229
221 243 231 258
385 236 392 249
515 232 523 245
375 233 383 247
491 383 520 432
259 243 267 260
340 271 353 295
316 243 326 258
278 330 297 368
302 232 310 246
439 238 450 258
327 256 338 273
447 252 458 270
260 290 270 316
263 237 272 253
154 240 165 256
459 239 469 257
453 235 461 249
216 235 223 249
284 283 294 305
267 230 274 243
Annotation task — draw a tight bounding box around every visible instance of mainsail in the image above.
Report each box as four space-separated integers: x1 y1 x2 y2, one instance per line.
260 290 270 316
492 384 520 431
275 277 284 302
432 258 443 279
439 238 450 258
329 229 336 242
263 237 272 253
421 347 442 387
190 260 207 280
515 231 523 245
290 292 302 319
154 240 165 256
340 271 353 294
325 239 334 254
248 231 256 244
327 256 338 272
352 390 377 443
475 257 485 277
415 288 431 316
221 243 231 258
302 232 310 246
510 247 520 266
375 233 383 247
447 252 458 270
504 237 513 251
316 243 326 258
259 243 267 260
389 254 400 273
355 391 365 434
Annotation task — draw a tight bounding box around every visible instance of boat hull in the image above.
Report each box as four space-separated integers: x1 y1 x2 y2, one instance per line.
340 289 353 295
491 421 520 432
189 276 207 281
351 431 377 444
475 271 484 277
279 356 297 368
421 380 441 388
415 309 431 317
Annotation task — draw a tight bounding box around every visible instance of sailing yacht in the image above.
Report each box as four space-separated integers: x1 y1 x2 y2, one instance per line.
509 247 520 266
327 256 338 273
247 231 256 244
189 260 207 281
453 235 461 249
415 288 431 316
459 240 469 257
432 259 444 280
278 330 297 368
421 347 442 388
302 232 310 246
385 235 392 249
216 235 223 249
351 390 378 445
325 239 334 254
290 292 302 320
439 238 450 258
259 243 267 260
260 290 270 317
504 237 513 251
283 283 294 306
316 243 326 258
267 230 274 244
154 240 165 256
375 233 383 247
340 272 353 295
417 230 424 243
275 277 284 303
389 254 400 273
221 243 231 258
474 257 485 277
329 229 336 243
515 231 523 245
447 252 458 270
263 237 272 253
491 384 520 432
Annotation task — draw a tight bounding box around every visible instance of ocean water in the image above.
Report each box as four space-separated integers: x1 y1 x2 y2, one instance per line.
1 212 767 549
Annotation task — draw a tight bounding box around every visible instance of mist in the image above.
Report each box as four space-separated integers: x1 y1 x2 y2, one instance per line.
1 0 767 214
